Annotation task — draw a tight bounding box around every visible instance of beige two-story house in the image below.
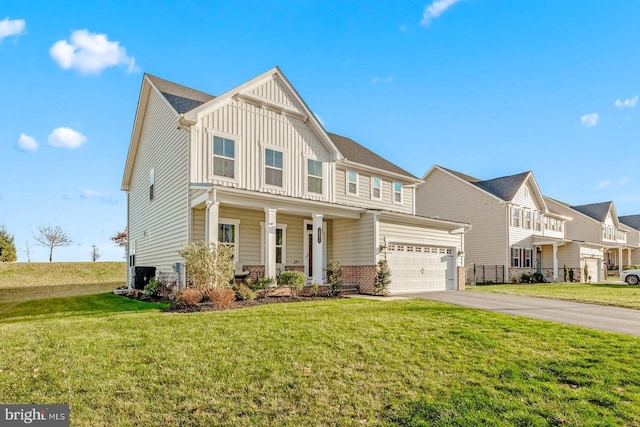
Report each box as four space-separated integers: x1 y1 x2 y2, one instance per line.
416 166 568 283
121 68 470 294
619 215 640 266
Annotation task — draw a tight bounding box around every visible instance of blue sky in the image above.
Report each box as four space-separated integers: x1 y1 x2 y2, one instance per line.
1 0 639 262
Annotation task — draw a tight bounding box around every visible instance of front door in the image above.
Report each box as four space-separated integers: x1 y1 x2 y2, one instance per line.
303 220 327 281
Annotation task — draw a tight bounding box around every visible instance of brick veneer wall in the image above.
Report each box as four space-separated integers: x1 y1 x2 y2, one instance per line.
342 265 377 295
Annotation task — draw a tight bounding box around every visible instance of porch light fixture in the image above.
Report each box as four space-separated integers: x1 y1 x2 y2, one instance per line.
317 227 322 243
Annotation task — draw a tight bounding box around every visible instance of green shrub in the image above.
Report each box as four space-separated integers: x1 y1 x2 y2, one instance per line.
233 283 256 301
278 271 306 296
531 272 545 283
374 259 391 296
250 277 276 297
143 279 160 296
569 268 575 282
326 260 343 296
624 265 640 270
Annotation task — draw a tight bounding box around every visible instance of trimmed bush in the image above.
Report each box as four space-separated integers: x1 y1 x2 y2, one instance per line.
233 283 257 301
178 241 234 291
176 288 204 305
278 271 307 296
326 260 343 296
374 259 391 296
205 287 236 309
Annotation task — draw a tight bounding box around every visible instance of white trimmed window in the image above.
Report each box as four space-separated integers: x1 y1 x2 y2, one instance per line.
218 219 240 262
535 212 542 231
524 210 532 229
511 207 521 227
213 136 235 179
393 182 403 203
524 248 532 268
347 171 358 195
307 159 323 194
265 148 283 187
511 247 521 267
260 223 287 264
371 177 381 200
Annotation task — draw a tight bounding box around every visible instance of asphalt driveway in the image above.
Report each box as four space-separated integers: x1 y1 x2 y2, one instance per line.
401 291 640 336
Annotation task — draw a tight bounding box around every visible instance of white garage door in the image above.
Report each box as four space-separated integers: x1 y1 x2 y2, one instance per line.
386 244 455 293
584 258 599 282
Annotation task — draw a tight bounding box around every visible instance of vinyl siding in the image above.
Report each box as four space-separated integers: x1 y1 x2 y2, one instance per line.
332 215 375 265
416 168 507 266
191 207 205 242
192 78 335 202
335 166 414 214
378 219 462 265
546 198 600 243
128 89 189 275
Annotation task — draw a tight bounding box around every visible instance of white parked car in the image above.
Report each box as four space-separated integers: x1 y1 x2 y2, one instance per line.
621 269 640 285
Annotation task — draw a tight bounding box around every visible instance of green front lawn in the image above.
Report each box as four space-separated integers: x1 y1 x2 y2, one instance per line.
1 293 639 426
469 282 640 309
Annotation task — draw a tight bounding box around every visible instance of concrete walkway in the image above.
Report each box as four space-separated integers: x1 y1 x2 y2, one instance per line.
389 291 640 336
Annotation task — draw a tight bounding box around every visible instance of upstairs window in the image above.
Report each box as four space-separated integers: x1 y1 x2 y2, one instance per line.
524 210 532 229
534 212 542 231
265 148 283 187
213 136 235 179
371 177 382 200
307 159 323 194
347 171 358 195
511 207 521 227
149 168 155 200
393 182 403 203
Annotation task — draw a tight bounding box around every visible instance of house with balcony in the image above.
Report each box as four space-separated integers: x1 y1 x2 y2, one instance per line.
416 166 568 283
121 68 470 294
544 199 635 280
616 215 640 267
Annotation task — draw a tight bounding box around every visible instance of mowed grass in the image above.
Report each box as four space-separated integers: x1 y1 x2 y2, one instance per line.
469 282 640 309
0 262 126 289
1 293 639 426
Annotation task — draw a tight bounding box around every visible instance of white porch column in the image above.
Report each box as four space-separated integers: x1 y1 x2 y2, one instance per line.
619 247 623 274
628 248 632 268
553 242 559 281
205 200 219 245
312 213 324 284
264 208 277 278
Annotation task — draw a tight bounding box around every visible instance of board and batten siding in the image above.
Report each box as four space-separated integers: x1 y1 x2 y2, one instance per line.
191 79 335 202
335 167 414 214
128 89 190 274
416 168 507 267
332 215 375 265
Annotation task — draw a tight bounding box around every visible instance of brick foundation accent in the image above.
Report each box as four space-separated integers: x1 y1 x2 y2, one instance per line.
341 265 377 295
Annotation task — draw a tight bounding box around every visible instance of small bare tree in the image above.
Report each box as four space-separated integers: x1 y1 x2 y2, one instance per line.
90 245 100 262
34 225 72 262
22 241 34 262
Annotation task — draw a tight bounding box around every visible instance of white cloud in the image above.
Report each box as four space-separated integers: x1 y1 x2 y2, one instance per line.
580 113 599 128
399 24 408 32
615 95 638 109
48 127 87 149
17 133 38 151
372 76 393 84
596 179 611 189
49 29 138 75
0 17 26 41
421 0 465 27
81 189 118 204
618 176 630 185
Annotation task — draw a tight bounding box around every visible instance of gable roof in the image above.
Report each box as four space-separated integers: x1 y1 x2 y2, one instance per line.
619 214 640 230
145 74 215 114
328 132 418 180
473 171 531 201
571 201 614 223
435 166 532 202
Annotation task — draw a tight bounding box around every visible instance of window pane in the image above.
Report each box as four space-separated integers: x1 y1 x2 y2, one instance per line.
276 229 283 245
219 224 235 243
308 176 322 193
265 168 283 187
214 136 224 156
214 158 234 178
275 247 282 264
308 159 322 177
224 139 234 158
373 188 381 198
349 182 357 193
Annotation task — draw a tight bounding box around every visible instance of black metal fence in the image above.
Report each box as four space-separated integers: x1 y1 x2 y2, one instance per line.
466 264 506 285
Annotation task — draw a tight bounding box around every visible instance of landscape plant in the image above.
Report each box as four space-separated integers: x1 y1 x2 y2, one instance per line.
204 287 236 309
178 241 234 291
278 271 306 297
374 259 392 295
326 260 343 296
0 225 17 263
233 283 257 301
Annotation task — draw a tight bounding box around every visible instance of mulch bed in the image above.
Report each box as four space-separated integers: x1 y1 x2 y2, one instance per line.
164 295 342 313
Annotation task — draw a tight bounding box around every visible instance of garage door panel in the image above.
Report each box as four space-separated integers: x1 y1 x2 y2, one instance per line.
386 244 455 293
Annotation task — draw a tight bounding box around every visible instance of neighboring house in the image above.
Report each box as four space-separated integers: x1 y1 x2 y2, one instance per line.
617 215 640 266
121 67 470 294
544 199 635 280
416 166 568 283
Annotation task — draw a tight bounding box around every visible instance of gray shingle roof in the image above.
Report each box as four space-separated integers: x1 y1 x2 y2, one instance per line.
328 133 417 179
441 166 530 201
571 202 613 222
619 214 640 230
146 74 215 114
